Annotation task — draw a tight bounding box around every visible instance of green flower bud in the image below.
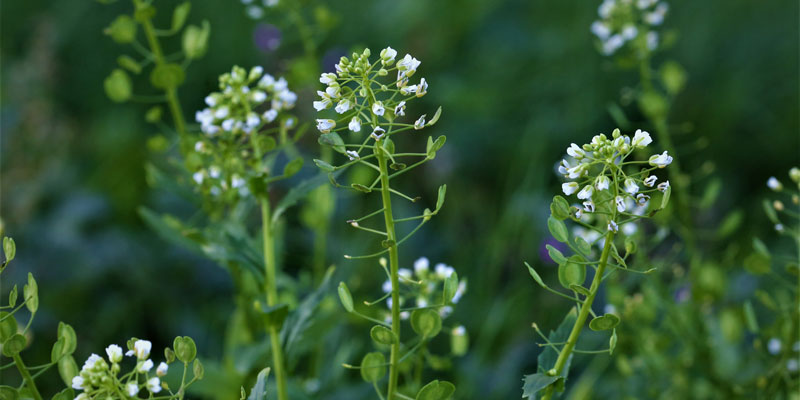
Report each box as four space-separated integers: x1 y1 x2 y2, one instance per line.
105 15 137 43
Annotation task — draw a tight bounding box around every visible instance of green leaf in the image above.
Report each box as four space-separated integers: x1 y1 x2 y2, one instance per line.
659 60 687 96
370 325 397 345
105 15 137 43
752 237 771 258
3 237 15 262
193 358 204 379
57 355 79 387
589 314 620 331
416 380 455 400
338 282 354 312
763 199 779 224
443 272 458 303
522 373 559 398
51 338 66 363
716 209 743 239
743 252 771 275
360 352 386 383
547 216 569 243
427 135 446 158
50 388 74 400
313 159 335 172
281 267 336 362
351 183 371 193
0 386 19 400
182 21 210 59
436 185 447 211
550 196 570 220
536 308 577 391
2 334 26 357
699 178 721 210
246 368 270 400
58 322 77 355
23 273 38 313
173 336 197 363
546 245 566 265
318 132 345 152
609 329 618 355
0 312 18 342
272 171 336 223
411 309 442 338
524 262 546 288
574 237 591 255
150 63 185 90
104 69 132 103
283 158 304 178
558 256 585 289
7 285 16 308
260 303 289 330
171 2 191 32
426 106 443 126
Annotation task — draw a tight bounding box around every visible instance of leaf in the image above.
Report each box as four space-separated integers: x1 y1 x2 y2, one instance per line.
58 355 79 387
536 308 577 392
699 178 721 210
522 373 559 398
427 135 446 158
58 322 77 355
272 171 337 223
547 216 568 243
550 196 570 220
416 380 455 400
574 237 591 255
360 352 386 383
0 312 18 342
762 199 779 223
609 329 618 355
0 386 19 400
558 256 585 289
3 237 15 262
173 336 197 363
351 183 371 193
282 158 304 178
318 132 345 152
246 368 271 400
171 2 191 32
338 282 354 312
2 334 26 357
546 245 566 265
370 325 397 345
51 338 66 363
23 273 38 313
193 358 204 379
524 262 546 288
314 159 335 172
716 209 743 239
442 272 458 303
182 20 210 59
7 285 16 308
260 303 289 330
752 237 771 258
435 185 447 211
51 388 74 400
589 314 620 331
411 309 442 338
426 106 443 126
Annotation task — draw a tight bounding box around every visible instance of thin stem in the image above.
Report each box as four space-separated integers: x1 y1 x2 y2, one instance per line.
542 230 616 400
376 141 402 399
260 198 289 400
13 354 42 400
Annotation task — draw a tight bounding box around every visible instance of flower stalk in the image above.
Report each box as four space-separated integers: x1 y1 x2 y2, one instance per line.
260 197 289 400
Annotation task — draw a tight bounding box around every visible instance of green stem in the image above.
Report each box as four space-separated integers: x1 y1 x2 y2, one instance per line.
261 198 289 400
376 141 402 399
12 354 42 400
542 230 616 400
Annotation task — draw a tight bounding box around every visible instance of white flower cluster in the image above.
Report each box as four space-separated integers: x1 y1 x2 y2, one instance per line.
559 129 671 232
72 339 169 399
314 47 436 160
381 257 466 323
591 0 668 55
195 65 295 137
240 0 278 19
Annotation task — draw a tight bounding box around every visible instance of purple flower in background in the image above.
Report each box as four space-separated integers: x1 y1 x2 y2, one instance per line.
254 23 281 52
539 238 567 265
674 284 691 303
321 47 347 74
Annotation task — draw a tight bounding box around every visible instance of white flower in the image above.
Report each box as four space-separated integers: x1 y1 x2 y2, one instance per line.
417 298 428 307
346 150 360 161
325 85 340 99
313 99 331 111
435 263 455 279
371 126 386 140
414 257 429 275
621 25 638 40
789 167 800 183
372 101 385 116
598 0 614 18
558 159 571 175
416 78 428 97
75 394 89 400
776 223 784 232
335 98 351 114
414 115 426 130
615 196 626 212
632 129 652 148
583 201 595 213
636 193 650 206
252 90 267 102
133 340 152 360
567 143 585 159
399 268 412 280
624 178 639 194
204 95 216 107
157 362 168 377
637 0 657 9
348 117 361 132
644 175 657 187
608 220 619 233
106 344 123 363
382 280 392 293
209 166 221 179
649 151 673 168
602 34 624 55
452 281 467 303
127 382 139 396
138 359 154 373
646 31 659 50
562 182 579 195
657 180 670 192
221 118 235 132
400 84 417 96
147 377 162 393
316 119 336 133
319 73 337 85
577 185 594 200
767 177 783 191
246 113 261 129
768 338 782 355
397 54 421 76
380 47 398 64
83 353 102 371
622 222 638 236
595 175 610 191
575 208 583 219
263 109 278 123
258 73 275 87
453 325 466 336
72 375 86 390
566 163 586 179
214 106 229 119
788 359 799 372
394 101 406 116
591 21 611 40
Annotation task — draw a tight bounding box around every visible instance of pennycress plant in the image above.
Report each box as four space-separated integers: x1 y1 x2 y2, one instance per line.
71 337 202 399
523 129 672 399
314 47 461 400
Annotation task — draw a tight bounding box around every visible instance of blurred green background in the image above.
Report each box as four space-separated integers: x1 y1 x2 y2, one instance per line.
1 0 798 398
